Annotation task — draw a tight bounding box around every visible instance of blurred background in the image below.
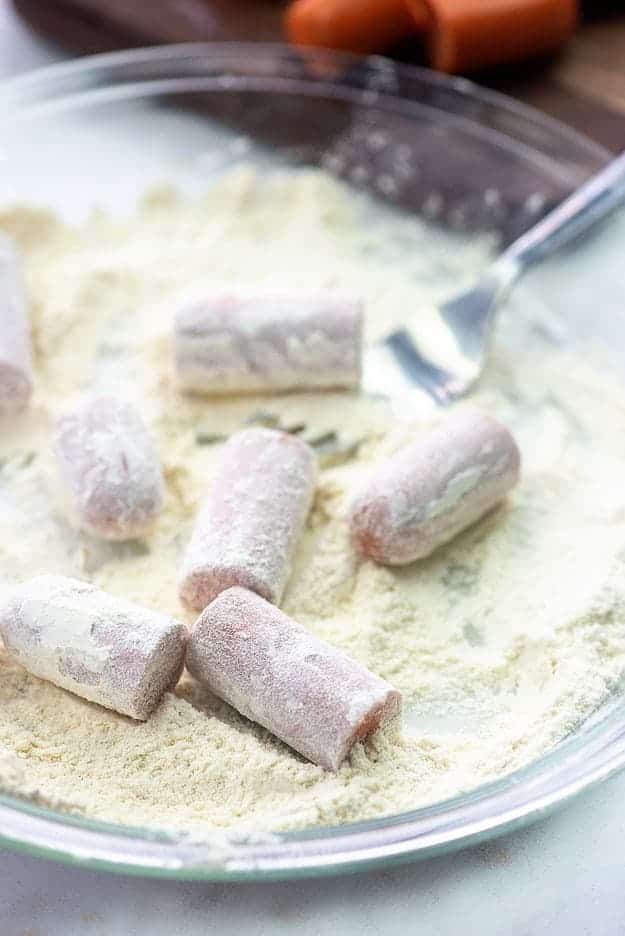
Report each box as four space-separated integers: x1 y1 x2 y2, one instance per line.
5 0 625 149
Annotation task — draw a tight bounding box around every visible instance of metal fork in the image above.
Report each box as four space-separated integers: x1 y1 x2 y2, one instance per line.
363 151 625 407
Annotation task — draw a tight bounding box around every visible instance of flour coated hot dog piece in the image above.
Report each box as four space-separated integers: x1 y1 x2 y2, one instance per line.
0 575 187 719
54 395 165 541
349 407 521 565
179 427 317 611
186 587 402 770
173 288 363 394
0 237 33 416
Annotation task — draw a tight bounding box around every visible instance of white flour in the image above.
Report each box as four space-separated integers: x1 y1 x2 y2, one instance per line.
1 168 625 834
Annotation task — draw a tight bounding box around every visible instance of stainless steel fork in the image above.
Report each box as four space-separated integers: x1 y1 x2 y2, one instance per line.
363 151 625 407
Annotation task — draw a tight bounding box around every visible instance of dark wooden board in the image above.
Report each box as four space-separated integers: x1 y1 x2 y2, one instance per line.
11 0 625 151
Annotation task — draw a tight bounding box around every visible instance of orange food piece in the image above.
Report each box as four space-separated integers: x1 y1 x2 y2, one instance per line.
285 0 429 55
285 0 579 72
424 0 579 73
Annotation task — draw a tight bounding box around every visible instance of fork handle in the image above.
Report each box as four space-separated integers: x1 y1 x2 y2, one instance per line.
502 150 625 273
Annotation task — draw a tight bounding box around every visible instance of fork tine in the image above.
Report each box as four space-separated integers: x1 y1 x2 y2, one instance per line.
384 330 458 406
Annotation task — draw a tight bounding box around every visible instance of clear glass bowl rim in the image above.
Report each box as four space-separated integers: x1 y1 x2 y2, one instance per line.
0 42 620 881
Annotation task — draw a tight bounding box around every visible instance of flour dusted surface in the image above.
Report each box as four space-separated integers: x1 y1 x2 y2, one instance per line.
1 169 625 833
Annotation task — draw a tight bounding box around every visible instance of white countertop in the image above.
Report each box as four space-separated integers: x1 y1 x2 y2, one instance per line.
1 3 624 932
2 773 625 935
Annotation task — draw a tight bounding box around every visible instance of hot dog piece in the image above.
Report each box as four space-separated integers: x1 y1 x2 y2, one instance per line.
349 407 520 565
425 0 578 73
285 0 427 54
285 0 577 74
187 587 402 770
0 237 33 416
0 575 187 720
54 395 165 541
173 289 362 395
179 427 317 612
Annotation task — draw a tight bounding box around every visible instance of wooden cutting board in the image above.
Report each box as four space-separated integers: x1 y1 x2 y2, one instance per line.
12 0 625 151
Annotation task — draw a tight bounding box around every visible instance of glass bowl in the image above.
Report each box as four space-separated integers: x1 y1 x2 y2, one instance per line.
0 43 621 881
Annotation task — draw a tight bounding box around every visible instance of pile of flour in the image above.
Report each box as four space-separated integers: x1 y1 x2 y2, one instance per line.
1 168 625 834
